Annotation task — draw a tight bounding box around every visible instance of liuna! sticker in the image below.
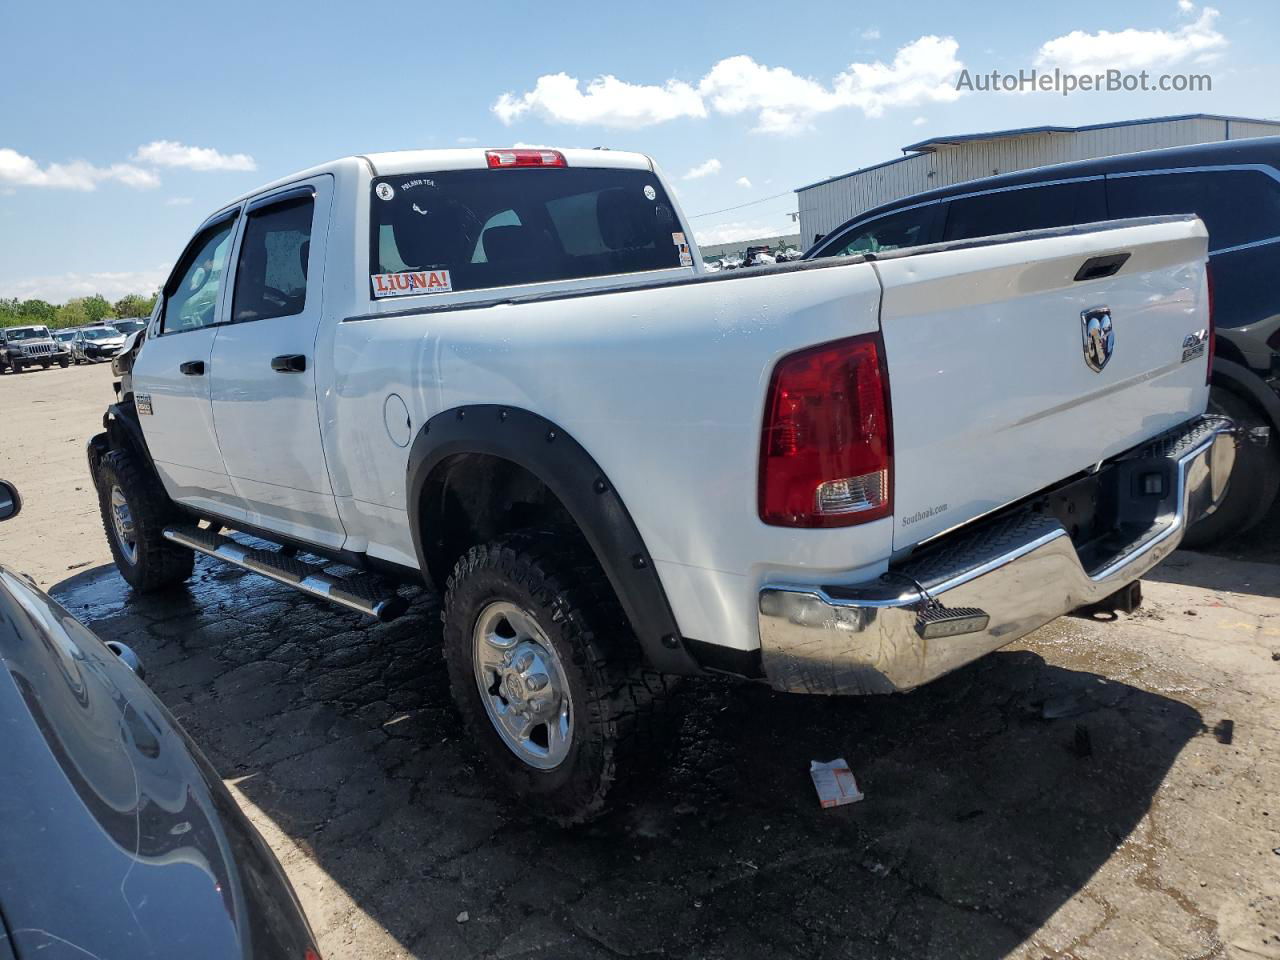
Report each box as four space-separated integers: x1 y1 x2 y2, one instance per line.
372 270 453 298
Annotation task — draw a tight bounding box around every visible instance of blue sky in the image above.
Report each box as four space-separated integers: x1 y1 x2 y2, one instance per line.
2 0 1276 302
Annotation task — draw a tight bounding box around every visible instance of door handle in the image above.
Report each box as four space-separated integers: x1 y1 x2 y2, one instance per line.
179 361 205 376
271 354 307 373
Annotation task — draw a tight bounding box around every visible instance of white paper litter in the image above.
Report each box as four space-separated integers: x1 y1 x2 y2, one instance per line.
810 758 864 808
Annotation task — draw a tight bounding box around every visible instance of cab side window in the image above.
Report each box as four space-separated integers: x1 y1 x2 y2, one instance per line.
162 220 237 334
943 180 1107 242
231 195 315 323
828 205 940 257
1107 169 1280 252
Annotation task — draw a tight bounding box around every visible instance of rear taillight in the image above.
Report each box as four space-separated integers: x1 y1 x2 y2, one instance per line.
759 333 893 527
1205 265 1215 385
485 149 566 169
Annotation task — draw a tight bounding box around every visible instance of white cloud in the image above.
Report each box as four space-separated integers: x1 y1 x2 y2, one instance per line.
132 140 256 172
683 158 722 180
0 267 167 303
735 176 753 188
861 28 881 40
493 73 706 128
694 220 793 246
1035 3 1226 73
494 38 962 135
456 136 478 144
913 115 929 126
0 148 159 191
165 196 193 206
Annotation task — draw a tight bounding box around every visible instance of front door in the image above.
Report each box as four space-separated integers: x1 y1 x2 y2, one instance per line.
130 212 246 520
208 176 346 550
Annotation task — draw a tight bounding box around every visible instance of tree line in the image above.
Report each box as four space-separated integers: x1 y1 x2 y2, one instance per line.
0 293 158 331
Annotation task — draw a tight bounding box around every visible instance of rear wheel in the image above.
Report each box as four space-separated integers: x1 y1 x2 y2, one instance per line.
39 361 50 369
1182 387 1280 549
58 358 69 368
442 530 677 824
95 448 194 591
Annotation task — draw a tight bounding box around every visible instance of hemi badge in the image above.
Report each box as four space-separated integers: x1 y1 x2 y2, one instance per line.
136 394 153 415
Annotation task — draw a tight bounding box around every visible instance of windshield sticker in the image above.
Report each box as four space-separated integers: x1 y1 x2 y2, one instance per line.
376 183 395 201
643 184 656 200
399 178 436 191
671 232 685 245
372 270 453 298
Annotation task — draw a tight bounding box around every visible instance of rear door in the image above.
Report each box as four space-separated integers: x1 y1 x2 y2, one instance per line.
1107 166 1280 336
941 178 1108 240
208 176 346 549
131 212 244 518
874 218 1211 550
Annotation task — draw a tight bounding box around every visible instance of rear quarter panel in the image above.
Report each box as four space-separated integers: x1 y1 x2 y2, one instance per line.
328 261 890 649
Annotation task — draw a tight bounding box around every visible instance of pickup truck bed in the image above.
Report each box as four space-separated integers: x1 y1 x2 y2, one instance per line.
89 148 1234 822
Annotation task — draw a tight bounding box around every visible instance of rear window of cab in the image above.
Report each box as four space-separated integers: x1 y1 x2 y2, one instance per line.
369 166 689 299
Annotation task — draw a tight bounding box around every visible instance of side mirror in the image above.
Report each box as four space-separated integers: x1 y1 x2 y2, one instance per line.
0 480 21 522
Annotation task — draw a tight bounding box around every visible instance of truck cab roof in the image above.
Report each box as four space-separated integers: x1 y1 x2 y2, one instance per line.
222 148 655 211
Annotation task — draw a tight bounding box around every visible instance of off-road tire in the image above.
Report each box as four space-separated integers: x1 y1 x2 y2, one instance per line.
1182 387 1280 549
58 358 69 368
39 360 50 369
442 529 678 824
95 448 194 591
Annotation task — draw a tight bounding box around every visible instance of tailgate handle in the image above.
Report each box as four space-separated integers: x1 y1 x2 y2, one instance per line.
179 360 205 376
1074 253 1130 282
271 354 307 373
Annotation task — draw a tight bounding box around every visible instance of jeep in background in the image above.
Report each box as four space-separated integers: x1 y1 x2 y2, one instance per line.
91 147 1233 823
805 136 1280 547
0 325 66 373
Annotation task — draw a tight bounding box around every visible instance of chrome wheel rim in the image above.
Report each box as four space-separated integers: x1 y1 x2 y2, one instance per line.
109 486 139 566
472 601 573 770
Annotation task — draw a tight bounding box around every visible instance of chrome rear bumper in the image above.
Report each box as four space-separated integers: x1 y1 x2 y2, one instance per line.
758 416 1236 696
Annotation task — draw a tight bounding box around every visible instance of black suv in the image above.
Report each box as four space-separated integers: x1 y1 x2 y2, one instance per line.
806 136 1280 547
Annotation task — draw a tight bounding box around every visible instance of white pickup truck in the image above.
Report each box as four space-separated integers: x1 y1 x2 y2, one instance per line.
91 147 1235 822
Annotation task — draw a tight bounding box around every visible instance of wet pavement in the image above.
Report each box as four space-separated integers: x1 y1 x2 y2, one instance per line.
48 542 1280 960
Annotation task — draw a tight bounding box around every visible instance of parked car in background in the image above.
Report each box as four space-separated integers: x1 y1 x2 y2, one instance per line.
50 330 73 367
0 324 63 373
0 479 321 959
72 325 128 364
805 136 1280 547
743 244 776 266
91 146 1231 823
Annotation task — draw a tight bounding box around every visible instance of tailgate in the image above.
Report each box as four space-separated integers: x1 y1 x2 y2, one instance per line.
873 217 1211 551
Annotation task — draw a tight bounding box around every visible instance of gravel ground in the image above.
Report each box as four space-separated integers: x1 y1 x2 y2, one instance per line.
2 362 1279 959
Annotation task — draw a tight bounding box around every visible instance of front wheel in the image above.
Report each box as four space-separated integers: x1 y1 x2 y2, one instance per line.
442 531 677 824
95 448 194 591
1182 387 1280 549
58 358 69 368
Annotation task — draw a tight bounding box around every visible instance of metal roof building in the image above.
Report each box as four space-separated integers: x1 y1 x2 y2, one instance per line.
795 113 1280 246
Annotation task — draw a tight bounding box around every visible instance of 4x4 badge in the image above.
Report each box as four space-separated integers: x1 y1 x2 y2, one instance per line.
1081 306 1114 373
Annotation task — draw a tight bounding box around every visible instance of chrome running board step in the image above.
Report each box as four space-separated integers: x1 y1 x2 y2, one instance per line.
163 524 409 622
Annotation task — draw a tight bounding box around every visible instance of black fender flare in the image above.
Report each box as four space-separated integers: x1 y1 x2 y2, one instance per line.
406 405 701 675
1212 357 1280 436
99 401 158 475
